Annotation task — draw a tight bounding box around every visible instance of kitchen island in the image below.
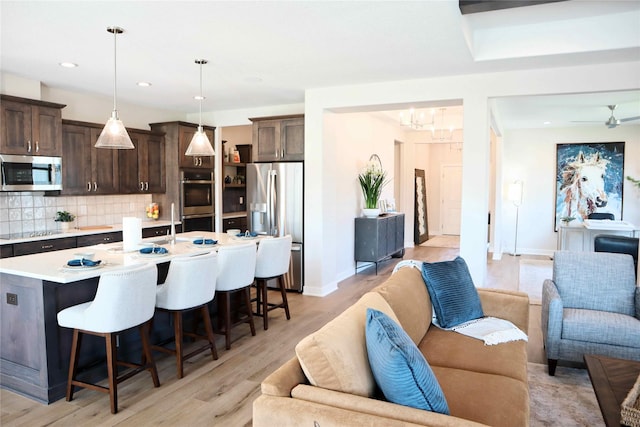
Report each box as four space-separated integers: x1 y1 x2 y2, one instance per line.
0 232 262 404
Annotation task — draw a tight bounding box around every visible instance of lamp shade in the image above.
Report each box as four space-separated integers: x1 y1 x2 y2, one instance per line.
507 181 523 206
95 113 134 149
185 126 214 156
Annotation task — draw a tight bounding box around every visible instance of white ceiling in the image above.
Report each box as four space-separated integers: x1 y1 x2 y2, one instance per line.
1 1 639 129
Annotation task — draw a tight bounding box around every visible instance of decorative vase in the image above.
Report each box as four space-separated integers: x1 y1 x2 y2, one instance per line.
60 222 71 233
363 208 381 218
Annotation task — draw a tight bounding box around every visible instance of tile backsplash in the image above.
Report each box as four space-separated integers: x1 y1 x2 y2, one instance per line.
0 192 152 235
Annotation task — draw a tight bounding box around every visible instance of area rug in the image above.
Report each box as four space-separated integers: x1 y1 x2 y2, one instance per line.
420 235 460 248
528 362 602 426
518 259 553 305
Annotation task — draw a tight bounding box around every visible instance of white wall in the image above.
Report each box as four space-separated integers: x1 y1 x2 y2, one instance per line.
323 111 408 284
501 124 640 256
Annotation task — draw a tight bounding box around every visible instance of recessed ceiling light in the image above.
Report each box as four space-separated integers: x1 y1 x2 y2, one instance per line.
543 121 552 125
136 81 152 87
194 95 206 100
59 62 78 68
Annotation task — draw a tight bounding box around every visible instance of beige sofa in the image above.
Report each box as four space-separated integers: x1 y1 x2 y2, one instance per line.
253 266 530 427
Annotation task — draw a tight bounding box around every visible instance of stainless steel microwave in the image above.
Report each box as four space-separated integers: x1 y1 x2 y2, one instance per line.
0 154 63 191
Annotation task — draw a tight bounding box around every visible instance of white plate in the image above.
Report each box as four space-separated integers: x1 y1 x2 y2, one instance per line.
62 264 103 272
137 251 170 257
190 243 217 248
234 235 258 240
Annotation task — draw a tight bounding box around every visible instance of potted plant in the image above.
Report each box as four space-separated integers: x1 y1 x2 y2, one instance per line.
55 211 76 232
560 216 576 226
358 155 388 218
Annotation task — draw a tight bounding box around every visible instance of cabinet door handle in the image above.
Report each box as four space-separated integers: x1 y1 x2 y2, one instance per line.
145 182 149 191
103 237 111 241
41 244 54 249
93 182 97 191
193 157 198 166
281 148 285 158
35 141 39 153
27 140 32 152
139 182 144 191
87 182 91 191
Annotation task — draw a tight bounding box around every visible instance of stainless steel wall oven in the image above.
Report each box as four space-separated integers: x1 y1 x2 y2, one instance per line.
180 170 214 231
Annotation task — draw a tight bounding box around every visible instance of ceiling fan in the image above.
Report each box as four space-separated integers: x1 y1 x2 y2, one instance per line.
572 105 640 128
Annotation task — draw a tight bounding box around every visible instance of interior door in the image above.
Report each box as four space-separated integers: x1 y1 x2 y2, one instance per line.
441 164 462 235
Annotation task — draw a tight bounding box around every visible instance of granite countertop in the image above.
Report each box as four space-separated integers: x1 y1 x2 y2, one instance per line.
0 220 180 245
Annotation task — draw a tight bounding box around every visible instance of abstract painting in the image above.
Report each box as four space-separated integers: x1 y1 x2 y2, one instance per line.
555 142 625 230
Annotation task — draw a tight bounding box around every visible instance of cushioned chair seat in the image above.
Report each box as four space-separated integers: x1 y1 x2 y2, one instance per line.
562 308 640 347
419 328 528 383
431 366 529 427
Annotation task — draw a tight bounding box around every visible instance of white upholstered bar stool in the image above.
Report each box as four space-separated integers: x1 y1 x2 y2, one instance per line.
153 252 218 379
215 242 257 350
253 235 292 330
57 263 160 414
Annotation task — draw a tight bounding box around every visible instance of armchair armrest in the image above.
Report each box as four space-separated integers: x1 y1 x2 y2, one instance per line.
636 287 640 321
541 279 563 359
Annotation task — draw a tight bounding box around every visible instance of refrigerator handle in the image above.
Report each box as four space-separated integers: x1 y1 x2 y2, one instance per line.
269 170 277 235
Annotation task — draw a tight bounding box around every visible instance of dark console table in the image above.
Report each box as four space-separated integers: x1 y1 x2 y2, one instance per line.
355 213 405 274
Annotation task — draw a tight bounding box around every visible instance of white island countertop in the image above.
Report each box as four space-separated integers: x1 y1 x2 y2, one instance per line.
0 220 180 245
0 231 264 284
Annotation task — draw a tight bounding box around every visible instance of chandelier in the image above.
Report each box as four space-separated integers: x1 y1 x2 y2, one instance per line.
399 108 433 130
430 108 455 142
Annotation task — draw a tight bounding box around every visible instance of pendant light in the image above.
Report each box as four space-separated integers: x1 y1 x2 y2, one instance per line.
95 26 134 149
185 59 215 156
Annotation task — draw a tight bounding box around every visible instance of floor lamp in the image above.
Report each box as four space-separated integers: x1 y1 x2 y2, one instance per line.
508 180 524 256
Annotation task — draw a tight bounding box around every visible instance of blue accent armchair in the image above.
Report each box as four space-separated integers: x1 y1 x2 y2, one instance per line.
541 251 640 376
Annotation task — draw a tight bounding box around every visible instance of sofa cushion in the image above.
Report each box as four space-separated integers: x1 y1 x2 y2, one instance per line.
419 327 528 383
295 292 400 397
365 308 450 414
431 365 529 427
373 266 433 345
421 257 484 328
562 308 640 347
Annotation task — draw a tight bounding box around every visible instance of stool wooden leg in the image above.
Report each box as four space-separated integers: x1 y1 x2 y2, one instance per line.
140 321 160 387
244 287 256 337
200 305 218 360
224 292 232 350
279 275 291 320
261 280 269 330
174 311 184 379
105 333 118 414
66 329 82 402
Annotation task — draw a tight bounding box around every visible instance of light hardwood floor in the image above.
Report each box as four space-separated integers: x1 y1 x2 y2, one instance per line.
1 245 546 426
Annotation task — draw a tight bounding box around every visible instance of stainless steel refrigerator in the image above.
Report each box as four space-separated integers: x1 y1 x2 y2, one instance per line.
247 162 304 291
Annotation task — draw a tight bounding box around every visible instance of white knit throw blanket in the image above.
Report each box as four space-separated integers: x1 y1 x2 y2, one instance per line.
392 260 528 346
444 316 528 346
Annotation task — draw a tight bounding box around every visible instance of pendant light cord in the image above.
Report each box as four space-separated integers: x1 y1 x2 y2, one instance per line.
198 61 203 127
113 28 117 115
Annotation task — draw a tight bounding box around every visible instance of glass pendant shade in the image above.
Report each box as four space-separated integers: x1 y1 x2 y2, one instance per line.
95 26 134 150
95 112 134 149
185 125 214 156
185 58 215 156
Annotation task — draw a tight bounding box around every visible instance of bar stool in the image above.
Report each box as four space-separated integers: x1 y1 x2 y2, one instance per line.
57 263 160 414
253 235 292 330
153 252 218 379
215 242 257 350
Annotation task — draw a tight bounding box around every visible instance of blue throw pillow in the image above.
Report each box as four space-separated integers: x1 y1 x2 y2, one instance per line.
365 308 450 414
421 256 484 329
